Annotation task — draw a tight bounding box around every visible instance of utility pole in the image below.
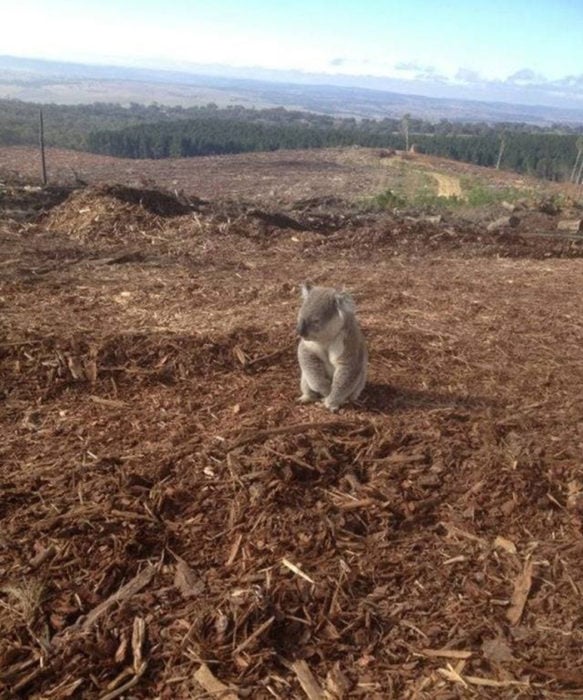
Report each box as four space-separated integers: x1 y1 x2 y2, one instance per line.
39 109 47 186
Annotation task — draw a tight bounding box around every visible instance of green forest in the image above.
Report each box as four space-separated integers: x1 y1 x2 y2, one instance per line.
2 98 583 182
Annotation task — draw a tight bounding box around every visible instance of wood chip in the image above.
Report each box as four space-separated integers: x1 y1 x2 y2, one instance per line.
193 663 239 699
282 558 315 584
422 648 472 660
441 522 487 545
89 395 126 408
325 663 351 698
437 664 468 688
28 545 57 569
225 533 243 567
78 564 156 633
557 219 583 233
131 617 146 674
506 559 534 625
228 420 362 450
291 660 325 700
494 535 518 554
174 558 205 599
99 660 148 700
233 345 247 366
245 342 294 368
481 637 514 663
232 616 275 655
524 663 583 684
464 676 528 688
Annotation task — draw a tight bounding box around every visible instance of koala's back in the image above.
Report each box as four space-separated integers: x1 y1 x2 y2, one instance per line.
341 314 367 366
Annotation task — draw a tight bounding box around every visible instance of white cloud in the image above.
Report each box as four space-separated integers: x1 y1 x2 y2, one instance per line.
395 60 436 74
454 68 483 84
505 68 547 85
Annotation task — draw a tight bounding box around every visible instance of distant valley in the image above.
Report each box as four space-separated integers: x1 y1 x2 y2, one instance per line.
2 55 583 124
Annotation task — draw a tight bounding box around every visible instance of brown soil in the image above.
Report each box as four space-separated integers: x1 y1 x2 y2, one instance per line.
1 159 583 699
1 145 578 208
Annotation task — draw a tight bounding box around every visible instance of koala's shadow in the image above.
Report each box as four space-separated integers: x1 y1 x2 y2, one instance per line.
359 381 495 415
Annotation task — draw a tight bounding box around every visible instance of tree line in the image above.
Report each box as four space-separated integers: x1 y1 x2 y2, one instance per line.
1 98 583 181
86 118 583 181
86 118 405 158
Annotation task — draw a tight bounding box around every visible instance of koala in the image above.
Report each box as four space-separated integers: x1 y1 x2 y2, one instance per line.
296 282 367 412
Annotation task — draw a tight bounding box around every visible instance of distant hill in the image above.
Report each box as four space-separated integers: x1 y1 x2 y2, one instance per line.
2 55 583 125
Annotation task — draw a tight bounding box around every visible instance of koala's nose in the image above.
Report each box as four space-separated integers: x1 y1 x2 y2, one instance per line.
297 320 308 337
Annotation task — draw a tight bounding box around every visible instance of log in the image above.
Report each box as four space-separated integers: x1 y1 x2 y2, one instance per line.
487 216 520 232
557 219 583 233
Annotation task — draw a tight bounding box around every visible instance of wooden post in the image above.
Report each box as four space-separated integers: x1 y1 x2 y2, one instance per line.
576 152 583 186
496 133 506 170
570 149 581 183
39 109 47 186
401 113 410 152
573 138 583 185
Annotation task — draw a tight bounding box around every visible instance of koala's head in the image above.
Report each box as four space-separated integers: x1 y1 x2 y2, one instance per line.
296 281 354 342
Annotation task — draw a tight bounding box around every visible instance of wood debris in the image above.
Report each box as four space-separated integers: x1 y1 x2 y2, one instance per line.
2 170 583 698
507 559 534 626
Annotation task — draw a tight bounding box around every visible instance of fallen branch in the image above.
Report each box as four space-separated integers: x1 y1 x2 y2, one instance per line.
99 662 147 700
32 504 104 533
439 665 529 689
79 565 156 633
523 663 583 685
422 648 472 660
263 446 318 471
244 342 295 368
233 616 275 655
89 395 127 408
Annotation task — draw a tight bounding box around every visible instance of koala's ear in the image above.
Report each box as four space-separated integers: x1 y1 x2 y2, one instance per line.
335 291 355 314
300 280 313 299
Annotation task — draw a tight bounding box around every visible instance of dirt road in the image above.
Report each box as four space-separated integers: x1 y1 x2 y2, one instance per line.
430 171 464 198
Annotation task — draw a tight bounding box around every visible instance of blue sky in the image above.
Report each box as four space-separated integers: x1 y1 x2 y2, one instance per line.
2 0 583 103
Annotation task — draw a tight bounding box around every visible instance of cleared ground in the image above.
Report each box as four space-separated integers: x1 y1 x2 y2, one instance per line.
0 145 569 207
1 152 583 699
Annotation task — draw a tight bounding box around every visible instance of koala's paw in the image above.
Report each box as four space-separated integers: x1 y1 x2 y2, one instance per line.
297 394 317 404
323 397 340 413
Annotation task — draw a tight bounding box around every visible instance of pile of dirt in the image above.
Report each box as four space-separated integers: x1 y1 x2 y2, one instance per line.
100 184 205 217
39 184 198 244
300 213 583 260
0 180 73 221
2 179 579 261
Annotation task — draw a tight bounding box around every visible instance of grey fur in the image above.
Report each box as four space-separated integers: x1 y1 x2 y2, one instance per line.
296 282 367 412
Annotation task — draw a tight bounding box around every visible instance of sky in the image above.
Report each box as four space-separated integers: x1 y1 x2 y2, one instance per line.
1 0 583 103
